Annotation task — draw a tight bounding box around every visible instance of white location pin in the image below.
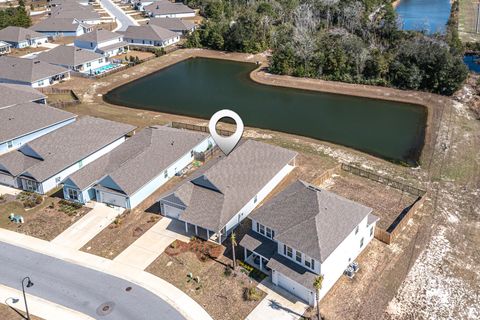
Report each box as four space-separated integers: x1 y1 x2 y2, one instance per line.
208 109 244 156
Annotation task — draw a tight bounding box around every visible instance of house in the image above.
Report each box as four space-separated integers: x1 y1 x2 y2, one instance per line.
31 18 93 37
74 29 128 57
0 102 76 155
0 83 46 108
37 45 108 74
49 3 102 25
144 1 195 18
147 18 195 34
0 26 48 49
131 0 162 12
63 126 214 208
0 117 135 194
239 180 379 306
0 41 11 55
0 56 70 87
159 139 297 243
123 25 180 47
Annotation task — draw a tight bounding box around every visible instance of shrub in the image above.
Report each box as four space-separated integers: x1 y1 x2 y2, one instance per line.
35 194 42 204
49 202 55 209
224 266 232 277
243 287 261 301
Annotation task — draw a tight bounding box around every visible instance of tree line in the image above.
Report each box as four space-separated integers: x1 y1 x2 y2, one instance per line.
184 0 467 95
0 1 31 30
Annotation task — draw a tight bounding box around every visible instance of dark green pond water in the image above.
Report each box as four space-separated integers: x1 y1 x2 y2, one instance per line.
105 58 427 164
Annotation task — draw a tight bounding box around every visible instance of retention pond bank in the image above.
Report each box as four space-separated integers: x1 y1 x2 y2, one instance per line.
104 58 427 164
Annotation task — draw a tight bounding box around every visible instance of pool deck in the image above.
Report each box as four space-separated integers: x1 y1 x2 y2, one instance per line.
56 48 447 166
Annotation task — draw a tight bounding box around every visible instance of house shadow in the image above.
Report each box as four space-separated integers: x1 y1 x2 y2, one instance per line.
268 299 304 317
145 202 161 214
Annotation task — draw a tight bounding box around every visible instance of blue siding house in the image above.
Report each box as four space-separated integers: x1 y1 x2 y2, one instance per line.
63 126 214 209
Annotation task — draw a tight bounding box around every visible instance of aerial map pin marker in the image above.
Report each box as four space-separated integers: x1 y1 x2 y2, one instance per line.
209 109 244 156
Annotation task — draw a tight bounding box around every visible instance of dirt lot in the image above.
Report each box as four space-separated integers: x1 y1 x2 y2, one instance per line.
115 50 155 62
0 303 43 320
54 49 479 319
0 195 91 241
147 248 266 320
323 171 418 230
8 46 45 57
81 162 206 258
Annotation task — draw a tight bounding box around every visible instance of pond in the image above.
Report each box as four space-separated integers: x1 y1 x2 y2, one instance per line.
104 58 427 164
395 0 452 33
464 55 480 73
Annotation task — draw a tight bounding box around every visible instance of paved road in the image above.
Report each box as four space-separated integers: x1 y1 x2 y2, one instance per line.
100 0 138 32
0 242 185 320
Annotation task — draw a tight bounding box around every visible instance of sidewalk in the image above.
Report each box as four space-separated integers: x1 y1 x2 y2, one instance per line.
0 228 213 320
246 279 309 320
114 217 191 270
0 284 94 320
51 202 123 250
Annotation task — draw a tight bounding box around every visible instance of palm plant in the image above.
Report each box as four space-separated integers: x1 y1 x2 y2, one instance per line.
313 275 324 320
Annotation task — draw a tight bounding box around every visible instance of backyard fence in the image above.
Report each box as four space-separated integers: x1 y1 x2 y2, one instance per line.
171 121 234 137
312 164 341 186
340 163 427 244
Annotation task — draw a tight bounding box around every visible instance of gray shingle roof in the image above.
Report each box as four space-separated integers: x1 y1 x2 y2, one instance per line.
0 84 46 108
147 18 195 32
49 4 101 21
266 253 317 290
0 116 135 181
144 1 195 15
37 45 103 67
0 26 46 43
0 102 76 144
0 56 69 83
160 139 297 232
31 18 88 33
76 29 122 44
123 25 178 42
0 41 11 48
251 180 373 263
239 229 277 260
93 126 208 196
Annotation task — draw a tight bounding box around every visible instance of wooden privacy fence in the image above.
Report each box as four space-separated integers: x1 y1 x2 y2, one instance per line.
171 121 234 137
312 164 341 186
340 163 427 244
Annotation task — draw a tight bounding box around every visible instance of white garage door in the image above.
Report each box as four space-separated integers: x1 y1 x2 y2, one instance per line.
98 190 127 208
163 204 184 219
0 173 14 187
277 273 312 303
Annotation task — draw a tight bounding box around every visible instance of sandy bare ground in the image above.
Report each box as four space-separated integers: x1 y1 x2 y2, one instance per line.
53 49 480 319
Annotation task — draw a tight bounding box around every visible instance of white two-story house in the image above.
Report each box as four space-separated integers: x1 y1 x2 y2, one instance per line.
74 29 128 58
240 180 378 306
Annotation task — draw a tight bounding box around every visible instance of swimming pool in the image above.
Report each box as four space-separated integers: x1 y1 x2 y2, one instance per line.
90 63 120 75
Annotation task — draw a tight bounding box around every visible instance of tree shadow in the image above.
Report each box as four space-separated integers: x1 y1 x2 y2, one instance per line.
268 299 303 318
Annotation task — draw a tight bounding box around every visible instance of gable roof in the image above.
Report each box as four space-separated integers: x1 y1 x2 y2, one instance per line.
0 40 11 48
0 102 76 144
251 180 373 263
76 29 121 43
0 84 46 108
147 18 195 32
0 56 69 83
31 18 88 32
0 116 135 181
92 126 208 196
49 4 101 21
144 1 195 15
0 26 46 43
37 45 103 67
160 139 297 232
123 24 178 42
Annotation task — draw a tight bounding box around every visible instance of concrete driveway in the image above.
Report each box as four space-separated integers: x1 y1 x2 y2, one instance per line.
114 217 191 270
0 185 21 196
99 0 138 32
51 202 124 250
246 278 309 320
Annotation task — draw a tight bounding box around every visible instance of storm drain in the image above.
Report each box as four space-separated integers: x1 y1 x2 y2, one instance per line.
96 301 115 316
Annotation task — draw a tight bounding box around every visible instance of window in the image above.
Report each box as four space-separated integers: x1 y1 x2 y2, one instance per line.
259 224 265 235
360 237 364 248
55 177 61 184
305 259 311 268
38 80 44 86
86 62 91 67
296 251 302 263
7 141 13 148
266 227 272 239
78 160 83 168
254 195 258 203
98 58 103 63
370 227 374 236
68 188 79 201
90 42 93 47
311 259 315 269
286 246 293 258
164 170 168 178
355 226 359 235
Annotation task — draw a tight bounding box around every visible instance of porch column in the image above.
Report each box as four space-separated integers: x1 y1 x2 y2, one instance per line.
218 233 221 244
195 225 198 235
244 247 247 260
259 256 263 270
206 229 210 239
185 222 188 233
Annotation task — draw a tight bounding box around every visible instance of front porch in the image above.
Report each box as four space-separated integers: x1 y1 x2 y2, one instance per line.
244 248 271 274
239 228 277 274
183 221 225 244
